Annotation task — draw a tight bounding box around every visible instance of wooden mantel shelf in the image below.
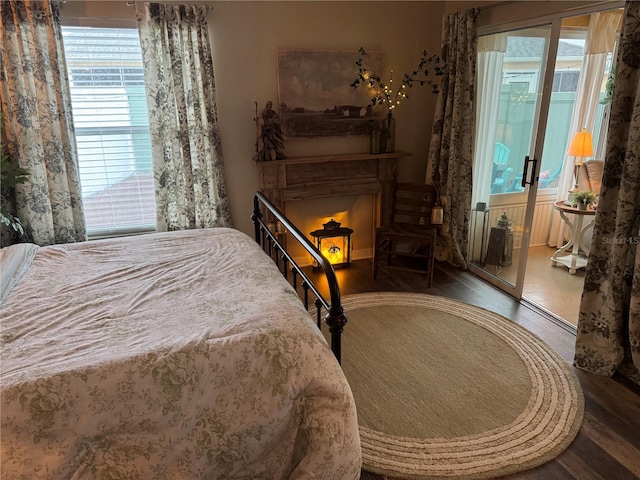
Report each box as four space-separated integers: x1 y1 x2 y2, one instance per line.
256 151 410 226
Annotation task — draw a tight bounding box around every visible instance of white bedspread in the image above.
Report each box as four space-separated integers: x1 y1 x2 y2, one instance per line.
0 228 360 479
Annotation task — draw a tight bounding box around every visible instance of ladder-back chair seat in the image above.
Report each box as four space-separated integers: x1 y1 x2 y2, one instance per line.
373 182 437 287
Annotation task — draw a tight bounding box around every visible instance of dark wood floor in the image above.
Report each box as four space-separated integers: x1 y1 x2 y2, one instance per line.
305 259 640 480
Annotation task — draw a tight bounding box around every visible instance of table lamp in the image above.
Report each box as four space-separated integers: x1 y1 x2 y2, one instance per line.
566 128 594 205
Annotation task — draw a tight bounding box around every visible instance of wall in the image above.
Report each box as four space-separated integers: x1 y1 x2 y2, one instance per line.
209 1 444 256
61 1 445 257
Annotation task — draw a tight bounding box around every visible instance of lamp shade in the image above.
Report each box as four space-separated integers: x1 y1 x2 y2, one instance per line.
567 128 594 157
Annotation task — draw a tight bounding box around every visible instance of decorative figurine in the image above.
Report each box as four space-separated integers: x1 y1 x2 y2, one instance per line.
254 100 286 162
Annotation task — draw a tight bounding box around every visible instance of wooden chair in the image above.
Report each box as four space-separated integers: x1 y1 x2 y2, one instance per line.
373 182 438 287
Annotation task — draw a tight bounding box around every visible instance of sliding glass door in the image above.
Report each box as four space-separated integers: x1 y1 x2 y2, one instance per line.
469 24 558 297
470 7 620 304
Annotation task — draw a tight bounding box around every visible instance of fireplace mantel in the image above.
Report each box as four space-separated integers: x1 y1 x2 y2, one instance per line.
255 151 410 226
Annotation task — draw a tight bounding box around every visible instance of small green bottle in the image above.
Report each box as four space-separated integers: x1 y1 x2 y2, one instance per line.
370 122 381 154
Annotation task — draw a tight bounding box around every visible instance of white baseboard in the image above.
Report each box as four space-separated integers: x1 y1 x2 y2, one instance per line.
352 248 372 261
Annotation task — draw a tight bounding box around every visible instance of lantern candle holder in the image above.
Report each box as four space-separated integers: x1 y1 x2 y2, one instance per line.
310 219 353 269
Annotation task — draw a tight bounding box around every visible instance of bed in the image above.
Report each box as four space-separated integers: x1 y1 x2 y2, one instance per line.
0 193 361 479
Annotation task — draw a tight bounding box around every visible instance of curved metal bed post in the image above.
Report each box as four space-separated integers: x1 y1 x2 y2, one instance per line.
252 191 347 364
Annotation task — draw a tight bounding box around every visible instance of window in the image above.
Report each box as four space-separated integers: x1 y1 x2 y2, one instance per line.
552 71 580 92
61 26 155 236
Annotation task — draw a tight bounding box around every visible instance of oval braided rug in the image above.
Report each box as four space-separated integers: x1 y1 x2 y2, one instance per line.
336 292 584 480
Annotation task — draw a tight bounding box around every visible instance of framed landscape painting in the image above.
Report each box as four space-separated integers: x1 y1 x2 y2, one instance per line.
277 49 384 138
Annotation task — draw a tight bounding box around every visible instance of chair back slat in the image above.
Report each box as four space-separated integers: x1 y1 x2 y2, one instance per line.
391 183 437 226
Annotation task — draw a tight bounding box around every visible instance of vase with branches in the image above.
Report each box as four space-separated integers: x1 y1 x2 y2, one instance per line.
351 47 442 152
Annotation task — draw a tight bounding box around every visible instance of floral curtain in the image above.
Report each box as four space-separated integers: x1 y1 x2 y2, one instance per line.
136 3 232 231
574 0 640 385
0 0 86 246
427 8 479 268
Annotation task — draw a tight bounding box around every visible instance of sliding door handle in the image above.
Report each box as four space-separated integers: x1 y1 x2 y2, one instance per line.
521 156 538 189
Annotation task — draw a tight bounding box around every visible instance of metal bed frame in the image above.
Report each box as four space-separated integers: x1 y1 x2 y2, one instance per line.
252 191 346 364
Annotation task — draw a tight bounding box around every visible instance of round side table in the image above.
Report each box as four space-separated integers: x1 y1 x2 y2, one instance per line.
551 200 596 274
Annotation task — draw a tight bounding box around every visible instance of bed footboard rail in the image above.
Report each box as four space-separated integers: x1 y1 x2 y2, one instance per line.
252 191 346 364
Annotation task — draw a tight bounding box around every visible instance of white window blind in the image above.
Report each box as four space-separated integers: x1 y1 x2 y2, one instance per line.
61 26 155 236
